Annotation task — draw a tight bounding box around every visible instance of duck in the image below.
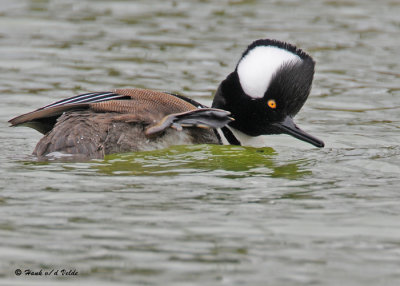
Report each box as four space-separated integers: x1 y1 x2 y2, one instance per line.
9 39 324 159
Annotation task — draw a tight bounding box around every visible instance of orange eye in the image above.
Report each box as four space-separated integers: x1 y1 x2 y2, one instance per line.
267 99 277 109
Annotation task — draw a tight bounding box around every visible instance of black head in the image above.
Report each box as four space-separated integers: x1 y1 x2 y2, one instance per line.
212 39 324 147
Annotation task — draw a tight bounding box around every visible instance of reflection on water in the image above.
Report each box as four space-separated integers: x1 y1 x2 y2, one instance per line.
20 145 313 179
96 145 312 179
1 0 400 285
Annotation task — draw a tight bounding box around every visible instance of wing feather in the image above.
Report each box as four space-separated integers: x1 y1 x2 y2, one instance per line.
9 88 199 134
39 92 129 109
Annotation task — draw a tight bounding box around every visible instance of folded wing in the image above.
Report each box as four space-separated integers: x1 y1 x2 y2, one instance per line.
9 88 232 135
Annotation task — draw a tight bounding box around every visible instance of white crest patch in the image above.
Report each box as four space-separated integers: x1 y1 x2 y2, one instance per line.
237 45 301 99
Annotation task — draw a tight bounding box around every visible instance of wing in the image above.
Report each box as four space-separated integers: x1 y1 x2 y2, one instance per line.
8 89 198 134
8 91 130 134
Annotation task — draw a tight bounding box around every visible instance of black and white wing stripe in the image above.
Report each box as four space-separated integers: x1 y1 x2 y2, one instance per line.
38 91 130 110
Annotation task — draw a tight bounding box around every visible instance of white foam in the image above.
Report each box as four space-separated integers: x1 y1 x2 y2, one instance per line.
237 45 301 99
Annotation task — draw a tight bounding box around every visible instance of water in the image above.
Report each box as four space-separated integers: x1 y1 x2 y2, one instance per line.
1 0 400 285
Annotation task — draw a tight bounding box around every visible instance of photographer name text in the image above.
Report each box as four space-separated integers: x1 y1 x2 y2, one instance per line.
15 268 78 277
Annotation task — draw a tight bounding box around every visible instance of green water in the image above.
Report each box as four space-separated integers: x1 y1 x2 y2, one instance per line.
1 0 400 285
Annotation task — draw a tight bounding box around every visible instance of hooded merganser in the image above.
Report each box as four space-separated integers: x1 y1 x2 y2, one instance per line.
9 39 324 159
